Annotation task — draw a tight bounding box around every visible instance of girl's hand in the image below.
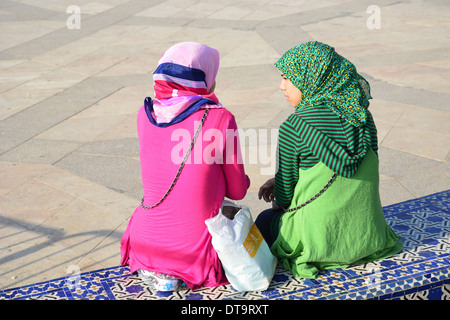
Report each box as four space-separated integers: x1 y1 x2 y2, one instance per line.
258 178 275 202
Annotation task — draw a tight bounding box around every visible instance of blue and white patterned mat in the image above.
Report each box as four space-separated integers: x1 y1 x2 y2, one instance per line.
1 190 449 300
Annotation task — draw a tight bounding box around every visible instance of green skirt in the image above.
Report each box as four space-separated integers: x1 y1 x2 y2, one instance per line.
271 149 403 278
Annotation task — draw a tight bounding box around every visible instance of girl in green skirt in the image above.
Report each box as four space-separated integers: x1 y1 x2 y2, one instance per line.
256 41 403 279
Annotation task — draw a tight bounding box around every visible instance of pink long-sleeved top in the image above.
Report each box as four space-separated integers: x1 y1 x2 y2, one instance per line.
121 106 250 290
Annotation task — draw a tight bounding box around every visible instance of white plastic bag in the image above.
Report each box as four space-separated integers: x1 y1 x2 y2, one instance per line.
205 200 277 292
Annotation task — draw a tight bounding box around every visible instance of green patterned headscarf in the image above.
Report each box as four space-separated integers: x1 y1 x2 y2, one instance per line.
274 41 372 127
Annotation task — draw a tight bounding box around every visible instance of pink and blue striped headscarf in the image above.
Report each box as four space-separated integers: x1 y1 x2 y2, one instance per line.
145 42 223 127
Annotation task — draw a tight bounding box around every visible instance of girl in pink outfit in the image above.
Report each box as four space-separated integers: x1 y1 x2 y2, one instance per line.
120 42 250 291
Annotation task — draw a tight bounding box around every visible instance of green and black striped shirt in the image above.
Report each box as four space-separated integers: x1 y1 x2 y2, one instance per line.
274 105 378 207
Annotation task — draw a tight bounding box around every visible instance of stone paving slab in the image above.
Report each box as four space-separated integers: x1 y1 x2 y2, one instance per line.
0 0 449 291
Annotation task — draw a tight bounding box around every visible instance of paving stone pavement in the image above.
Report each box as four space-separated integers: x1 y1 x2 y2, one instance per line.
0 0 449 290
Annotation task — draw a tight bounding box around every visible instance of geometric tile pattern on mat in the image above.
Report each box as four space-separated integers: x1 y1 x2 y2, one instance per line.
1 190 449 300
